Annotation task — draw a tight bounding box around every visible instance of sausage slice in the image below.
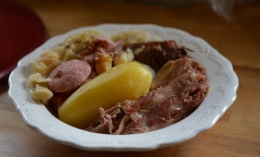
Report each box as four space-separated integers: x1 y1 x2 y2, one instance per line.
48 59 91 93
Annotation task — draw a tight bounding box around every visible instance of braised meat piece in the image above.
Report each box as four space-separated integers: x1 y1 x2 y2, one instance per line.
152 58 206 89
123 40 191 72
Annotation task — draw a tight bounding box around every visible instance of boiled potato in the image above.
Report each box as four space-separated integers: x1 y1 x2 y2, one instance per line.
58 62 152 128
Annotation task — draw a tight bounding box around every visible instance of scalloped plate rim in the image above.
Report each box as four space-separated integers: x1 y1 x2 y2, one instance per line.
8 24 238 152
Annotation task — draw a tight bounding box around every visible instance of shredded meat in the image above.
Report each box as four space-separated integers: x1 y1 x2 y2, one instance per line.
123 41 191 72
77 35 122 78
86 58 209 134
78 35 120 63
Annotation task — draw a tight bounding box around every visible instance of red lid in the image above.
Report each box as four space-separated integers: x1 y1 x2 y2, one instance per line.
0 0 45 83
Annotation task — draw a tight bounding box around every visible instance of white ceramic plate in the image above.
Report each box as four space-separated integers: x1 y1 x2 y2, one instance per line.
8 24 238 151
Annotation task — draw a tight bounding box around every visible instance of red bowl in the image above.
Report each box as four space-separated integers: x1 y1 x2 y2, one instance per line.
0 0 45 83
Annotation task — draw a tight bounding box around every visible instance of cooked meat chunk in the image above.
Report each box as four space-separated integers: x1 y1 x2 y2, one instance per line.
152 58 206 89
123 41 191 72
48 59 91 93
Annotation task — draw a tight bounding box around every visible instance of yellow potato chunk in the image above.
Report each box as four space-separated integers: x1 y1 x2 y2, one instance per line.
95 53 113 74
58 62 153 128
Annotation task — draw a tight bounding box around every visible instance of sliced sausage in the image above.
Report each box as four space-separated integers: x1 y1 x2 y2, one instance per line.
48 59 91 93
